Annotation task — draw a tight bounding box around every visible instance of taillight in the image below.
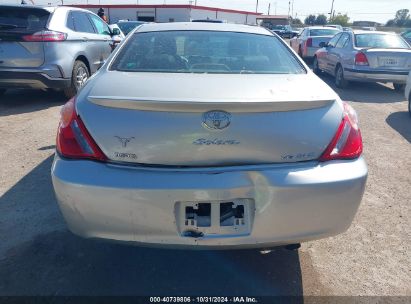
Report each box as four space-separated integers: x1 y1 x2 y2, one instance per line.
22 30 67 42
355 52 369 66
56 98 107 161
303 38 313 56
320 102 363 162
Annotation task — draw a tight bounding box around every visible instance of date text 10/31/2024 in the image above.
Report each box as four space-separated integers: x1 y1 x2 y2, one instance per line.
149 297 258 303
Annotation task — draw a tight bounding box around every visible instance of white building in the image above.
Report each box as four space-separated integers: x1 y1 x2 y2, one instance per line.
69 4 261 25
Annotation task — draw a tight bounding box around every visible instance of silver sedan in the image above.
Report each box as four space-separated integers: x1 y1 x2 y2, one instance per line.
290 26 341 59
51 22 367 249
313 31 411 90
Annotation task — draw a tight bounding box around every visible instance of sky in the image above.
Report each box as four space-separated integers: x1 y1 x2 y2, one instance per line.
1 0 410 24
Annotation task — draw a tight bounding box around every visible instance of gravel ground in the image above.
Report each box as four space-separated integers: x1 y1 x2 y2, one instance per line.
0 73 410 296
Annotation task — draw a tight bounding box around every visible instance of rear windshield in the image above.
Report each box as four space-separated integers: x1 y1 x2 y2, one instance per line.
0 7 50 32
110 30 306 74
117 22 144 35
355 34 410 49
309 29 340 36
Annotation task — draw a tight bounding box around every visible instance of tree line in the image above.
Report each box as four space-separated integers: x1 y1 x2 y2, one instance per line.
298 9 410 27
386 9 411 27
302 13 350 26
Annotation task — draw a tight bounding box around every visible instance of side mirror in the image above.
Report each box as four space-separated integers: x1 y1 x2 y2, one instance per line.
319 42 328 48
111 28 121 36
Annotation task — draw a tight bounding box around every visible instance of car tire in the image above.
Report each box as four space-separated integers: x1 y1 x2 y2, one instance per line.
393 83 405 92
313 56 321 75
335 65 348 89
64 60 90 99
298 46 303 57
408 95 411 117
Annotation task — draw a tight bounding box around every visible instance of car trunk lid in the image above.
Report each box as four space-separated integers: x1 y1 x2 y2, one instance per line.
77 72 342 167
0 6 51 68
360 48 411 70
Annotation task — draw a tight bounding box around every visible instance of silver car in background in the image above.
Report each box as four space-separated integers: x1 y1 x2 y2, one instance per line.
290 26 341 59
0 5 116 98
313 31 411 89
52 22 367 249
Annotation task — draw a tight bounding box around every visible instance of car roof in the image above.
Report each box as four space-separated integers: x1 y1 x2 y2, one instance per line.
136 22 272 35
0 5 96 14
118 21 145 23
0 4 55 12
56 6 98 13
305 26 341 30
352 30 398 35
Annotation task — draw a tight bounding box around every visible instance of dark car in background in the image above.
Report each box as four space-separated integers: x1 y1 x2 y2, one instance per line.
116 20 146 36
271 25 297 39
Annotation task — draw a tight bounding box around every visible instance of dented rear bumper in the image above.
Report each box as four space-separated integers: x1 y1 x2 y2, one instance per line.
51 154 367 249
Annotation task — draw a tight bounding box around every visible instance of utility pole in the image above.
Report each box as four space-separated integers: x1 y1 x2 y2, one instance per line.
255 0 259 13
329 0 335 21
288 1 290 19
291 0 294 19
268 3 270 15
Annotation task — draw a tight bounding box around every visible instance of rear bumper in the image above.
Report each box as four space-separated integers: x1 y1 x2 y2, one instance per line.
51 155 368 249
344 68 409 84
303 47 320 59
0 69 71 90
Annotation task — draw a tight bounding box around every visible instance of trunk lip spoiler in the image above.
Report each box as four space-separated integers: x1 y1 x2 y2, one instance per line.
88 96 335 113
